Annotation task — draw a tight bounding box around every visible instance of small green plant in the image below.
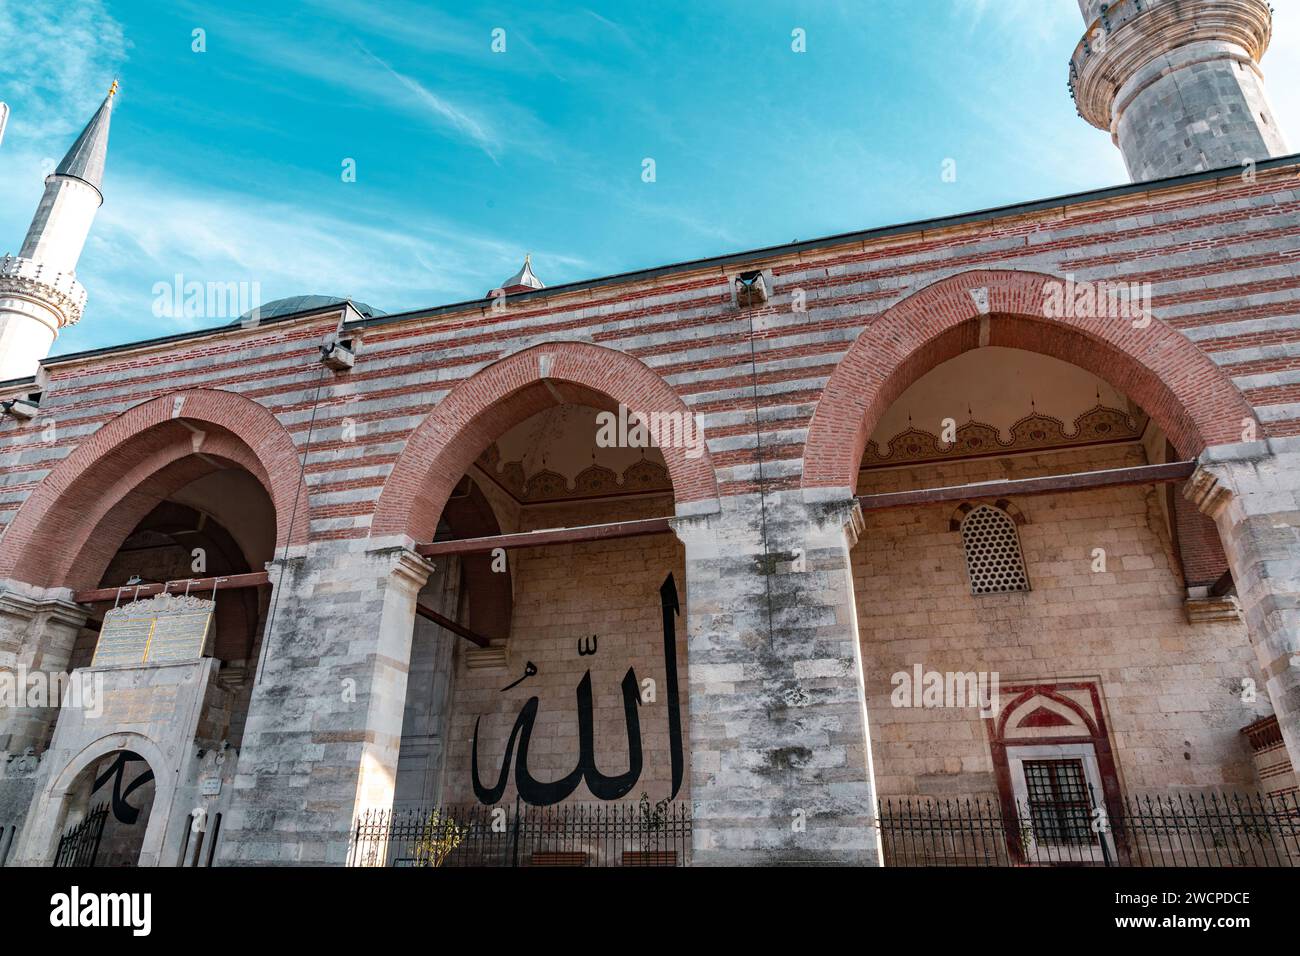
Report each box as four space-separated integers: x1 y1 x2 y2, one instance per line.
638 792 669 830
412 809 464 867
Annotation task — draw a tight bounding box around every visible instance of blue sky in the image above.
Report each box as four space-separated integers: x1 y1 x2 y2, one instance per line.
2 0 1299 355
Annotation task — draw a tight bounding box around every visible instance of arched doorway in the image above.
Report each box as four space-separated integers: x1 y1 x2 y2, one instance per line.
55 749 157 867
379 343 706 835
22 732 176 868
802 270 1277 863
60 468 279 752
0 389 301 865
0 389 307 592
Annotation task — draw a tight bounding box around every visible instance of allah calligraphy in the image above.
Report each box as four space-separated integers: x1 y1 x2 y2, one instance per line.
471 573 685 806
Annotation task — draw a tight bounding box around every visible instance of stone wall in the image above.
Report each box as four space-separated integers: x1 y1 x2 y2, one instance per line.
1114 41 1287 182
675 491 879 865
442 527 687 808
0 154 1297 865
218 541 431 865
12 657 223 866
853 443 1267 797
4 164 1298 549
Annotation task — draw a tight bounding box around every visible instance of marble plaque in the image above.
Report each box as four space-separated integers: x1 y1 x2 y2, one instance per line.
94 593 214 666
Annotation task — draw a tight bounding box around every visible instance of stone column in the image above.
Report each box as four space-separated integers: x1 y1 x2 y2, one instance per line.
1187 439 1300 774
0 580 88 753
671 490 880 865
217 542 433 865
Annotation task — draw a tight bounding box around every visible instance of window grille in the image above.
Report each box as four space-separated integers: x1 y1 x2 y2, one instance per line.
960 504 1029 594
1024 759 1096 847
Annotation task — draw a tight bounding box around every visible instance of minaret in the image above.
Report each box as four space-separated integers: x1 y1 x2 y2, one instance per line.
0 83 115 381
1070 0 1288 182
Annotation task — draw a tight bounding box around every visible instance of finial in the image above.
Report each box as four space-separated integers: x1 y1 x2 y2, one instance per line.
108 80 119 98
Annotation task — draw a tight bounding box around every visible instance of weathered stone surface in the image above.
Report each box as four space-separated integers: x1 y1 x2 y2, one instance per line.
674 492 880 865
1191 440 1300 776
218 543 431 865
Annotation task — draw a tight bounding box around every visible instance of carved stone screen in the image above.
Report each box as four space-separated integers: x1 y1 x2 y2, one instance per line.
93 594 215 666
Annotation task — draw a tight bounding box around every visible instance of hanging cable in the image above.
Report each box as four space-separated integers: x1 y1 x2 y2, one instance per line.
254 360 329 686
745 303 777 648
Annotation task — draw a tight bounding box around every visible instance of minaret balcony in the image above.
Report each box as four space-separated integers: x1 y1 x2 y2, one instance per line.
0 254 88 326
1068 0 1274 132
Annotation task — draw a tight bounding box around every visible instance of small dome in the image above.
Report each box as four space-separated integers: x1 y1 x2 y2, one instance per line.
237 295 386 323
493 254 544 295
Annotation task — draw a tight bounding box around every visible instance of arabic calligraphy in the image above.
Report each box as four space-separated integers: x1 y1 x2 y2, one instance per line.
471 573 685 805
92 752 155 825
500 660 537 692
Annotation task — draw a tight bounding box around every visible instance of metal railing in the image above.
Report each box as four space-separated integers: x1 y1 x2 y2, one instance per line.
877 791 1300 867
53 803 108 868
347 799 691 867
348 790 1298 868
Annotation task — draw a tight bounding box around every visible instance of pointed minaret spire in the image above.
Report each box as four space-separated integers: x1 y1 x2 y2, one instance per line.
52 81 116 196
0 83 115 380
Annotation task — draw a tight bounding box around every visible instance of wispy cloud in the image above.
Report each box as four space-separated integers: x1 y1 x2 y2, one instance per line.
298 0 483 56
952 0 1079 43
580 9 638 51
0 0 128 143
357 44 501 162
0 1 593 350
54 160 593 345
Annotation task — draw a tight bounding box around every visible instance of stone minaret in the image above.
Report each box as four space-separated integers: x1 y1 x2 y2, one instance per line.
1070 0 1288 182
0 83 115 381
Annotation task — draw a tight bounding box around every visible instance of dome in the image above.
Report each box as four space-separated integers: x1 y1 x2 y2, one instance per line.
236 295 386 323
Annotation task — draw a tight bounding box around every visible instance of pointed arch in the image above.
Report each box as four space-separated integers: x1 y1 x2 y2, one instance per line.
371 342 719 545
0 389 308 590
801 269 1257 494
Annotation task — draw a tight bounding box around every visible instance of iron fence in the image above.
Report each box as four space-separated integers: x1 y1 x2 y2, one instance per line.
877 791 1300 867
347 798 691 867
348 790 1298 868
53 803 108 868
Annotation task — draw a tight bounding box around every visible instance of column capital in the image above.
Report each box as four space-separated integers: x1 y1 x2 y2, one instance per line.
0 588 88 629
365 544 435 592
1184 463 1233 518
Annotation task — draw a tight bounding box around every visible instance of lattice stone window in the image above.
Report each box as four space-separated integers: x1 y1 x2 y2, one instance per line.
960 504 1029 595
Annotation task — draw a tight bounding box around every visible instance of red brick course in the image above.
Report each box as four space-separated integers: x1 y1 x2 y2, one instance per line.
370 342 719 544
0 389 309 589
2 165 1296 557
802 269 1258 492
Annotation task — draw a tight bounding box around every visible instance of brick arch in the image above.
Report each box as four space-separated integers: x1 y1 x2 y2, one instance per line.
802 269 1256 493
372 341 719 544
0 389 308 590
